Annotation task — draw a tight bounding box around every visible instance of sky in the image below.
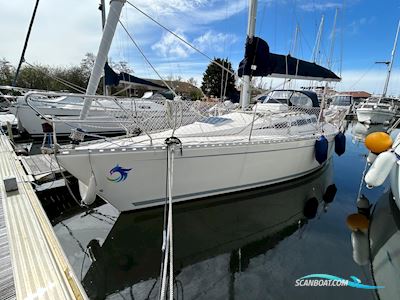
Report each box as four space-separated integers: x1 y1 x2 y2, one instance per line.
2 0 400 95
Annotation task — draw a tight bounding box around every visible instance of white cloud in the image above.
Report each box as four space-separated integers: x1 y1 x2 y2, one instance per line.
1 0 247 67
151 30 239 59
128 0 246 26
299 2 342 12
151 30 192 58
348 16 376 35
193 31 238 52
1 0 102 66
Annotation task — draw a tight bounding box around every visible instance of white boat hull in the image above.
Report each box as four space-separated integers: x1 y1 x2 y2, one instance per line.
9 106 125 137
57 135 336 211
356 108 395 124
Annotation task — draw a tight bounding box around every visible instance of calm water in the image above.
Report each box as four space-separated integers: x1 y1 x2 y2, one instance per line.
51 122 397 300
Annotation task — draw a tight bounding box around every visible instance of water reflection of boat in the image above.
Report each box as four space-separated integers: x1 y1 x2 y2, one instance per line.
350 192 400 299
82 162 336 299
351 122 389 142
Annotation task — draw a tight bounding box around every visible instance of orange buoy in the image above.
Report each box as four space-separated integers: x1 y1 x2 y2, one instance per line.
365 132 393 154
346 213 369 232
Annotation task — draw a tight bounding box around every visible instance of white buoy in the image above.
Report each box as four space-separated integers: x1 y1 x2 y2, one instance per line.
365 151 397 187
351 231 369 266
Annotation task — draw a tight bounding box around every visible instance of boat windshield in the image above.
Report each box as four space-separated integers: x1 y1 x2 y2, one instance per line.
261 91 291 104
331 96 351 106
262 91 314 107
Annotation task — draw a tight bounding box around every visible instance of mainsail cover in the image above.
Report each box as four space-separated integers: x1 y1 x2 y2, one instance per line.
238 37 341 82
104 63 166 89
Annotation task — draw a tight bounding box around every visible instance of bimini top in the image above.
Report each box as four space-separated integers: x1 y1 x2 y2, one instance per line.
256 89 320 108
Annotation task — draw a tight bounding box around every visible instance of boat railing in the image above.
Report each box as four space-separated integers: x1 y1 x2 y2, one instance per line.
22 91 339 144
23 91 219 140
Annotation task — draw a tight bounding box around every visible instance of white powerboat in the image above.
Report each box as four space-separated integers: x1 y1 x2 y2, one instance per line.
356 97 397 125
34 0 342 212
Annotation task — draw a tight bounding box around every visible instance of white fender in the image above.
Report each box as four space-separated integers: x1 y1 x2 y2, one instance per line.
365 151 397 187
79 175 96 205
351 231 369 266
367 152 377 164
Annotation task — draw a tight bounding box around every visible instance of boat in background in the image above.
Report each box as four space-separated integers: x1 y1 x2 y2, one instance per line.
9 93 168 137
356 97 397 124
356 20 400 125
328 94 354 114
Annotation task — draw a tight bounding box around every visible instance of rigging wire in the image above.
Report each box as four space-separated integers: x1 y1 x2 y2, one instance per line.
116 19 177 97
348 63 376 90
125 1 237 78
23 61 87 93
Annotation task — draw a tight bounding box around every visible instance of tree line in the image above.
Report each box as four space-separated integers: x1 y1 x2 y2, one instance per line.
1 54 238 101
0 53 132 93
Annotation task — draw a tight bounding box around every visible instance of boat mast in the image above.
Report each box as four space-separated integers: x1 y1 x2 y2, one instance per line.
291 24 300 56
99 0 108 96
12 0 40 86
80 0 125 120
327 8 338 69
312 15 325 64
382 19 400 97
241 0 257 109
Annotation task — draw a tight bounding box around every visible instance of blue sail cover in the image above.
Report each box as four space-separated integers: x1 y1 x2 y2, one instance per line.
238 37 340 81
104 63 166 89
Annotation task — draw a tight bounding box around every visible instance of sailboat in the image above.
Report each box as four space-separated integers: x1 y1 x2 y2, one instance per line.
32 0 342 212
356 20 400 125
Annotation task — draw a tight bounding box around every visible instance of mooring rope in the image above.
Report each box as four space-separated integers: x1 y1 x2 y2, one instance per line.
159 137 181 300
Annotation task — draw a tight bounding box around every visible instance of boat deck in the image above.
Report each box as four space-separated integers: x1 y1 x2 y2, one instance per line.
0 133 87 299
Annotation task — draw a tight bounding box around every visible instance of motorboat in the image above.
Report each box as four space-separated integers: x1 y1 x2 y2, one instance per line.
356 97 397 125
34 0 342 212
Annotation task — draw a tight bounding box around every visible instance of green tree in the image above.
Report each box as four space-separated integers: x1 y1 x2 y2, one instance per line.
201 58 235 98
0 58 15 85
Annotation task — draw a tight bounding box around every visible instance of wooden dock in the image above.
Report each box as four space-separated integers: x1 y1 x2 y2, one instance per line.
0 133 87 299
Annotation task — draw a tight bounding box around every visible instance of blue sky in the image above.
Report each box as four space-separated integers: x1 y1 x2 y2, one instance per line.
2 0 400 94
